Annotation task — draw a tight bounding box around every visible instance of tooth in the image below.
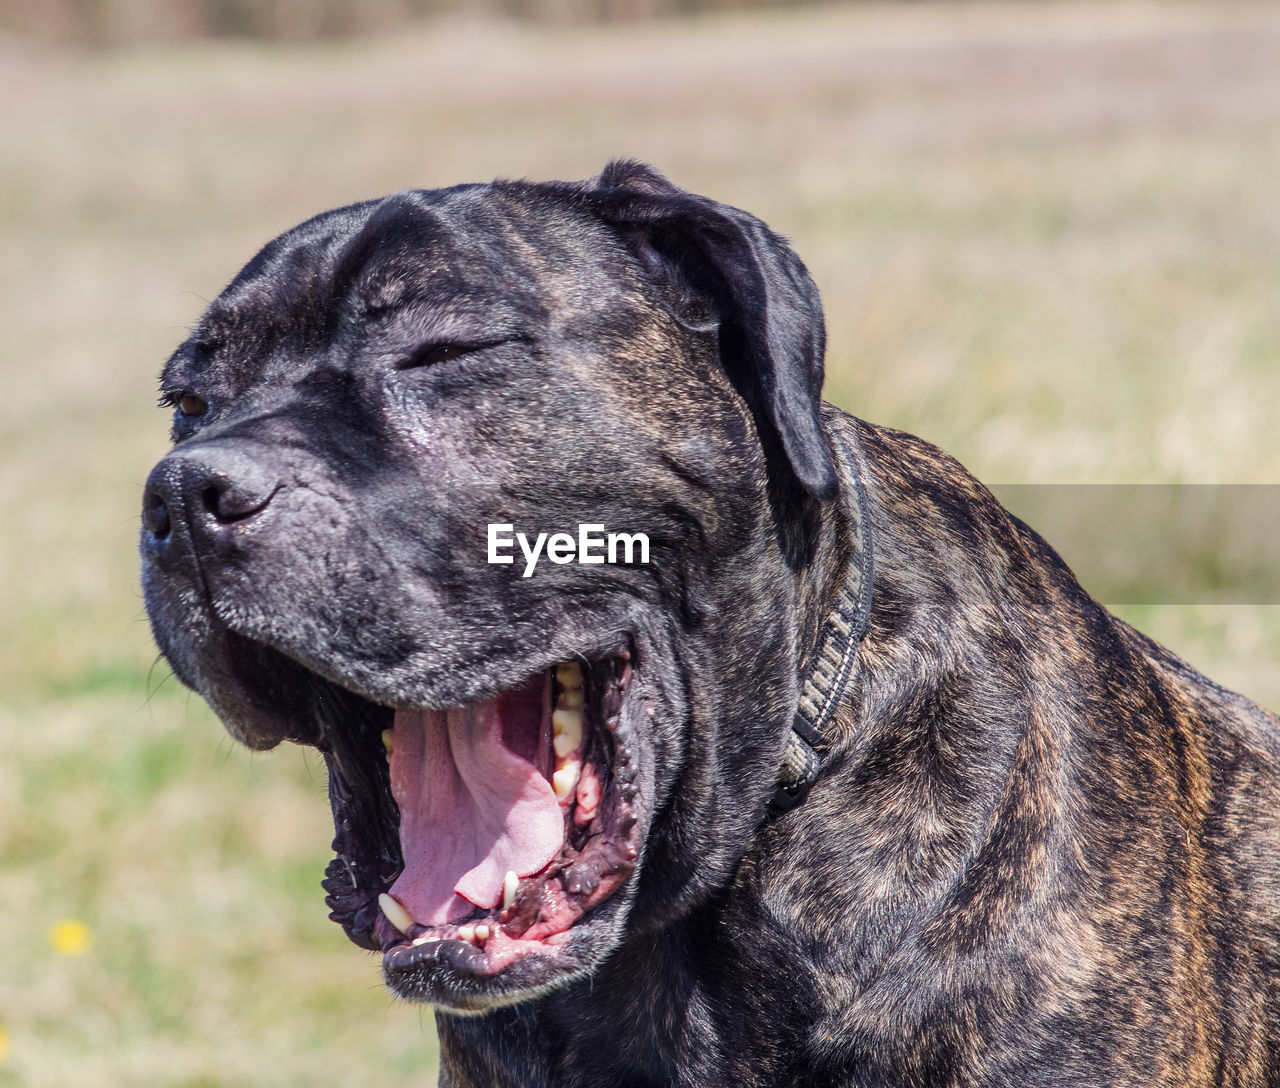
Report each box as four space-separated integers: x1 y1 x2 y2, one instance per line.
379 893 415 934
412 935 438 947
556 688 584 710
553 760 581 801
458 925 475 943
503 870 518 911
381 729 394 758
475 924 490 941
552 708 583 754
556 661 583 690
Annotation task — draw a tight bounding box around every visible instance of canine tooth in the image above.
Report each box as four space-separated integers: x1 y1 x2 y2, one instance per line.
458 925 475 943
556 661 583 690
379 893 415 934
552 708 583 753
553 760 581 801
381 728 394 758
557 688 584 710
503 870 519 911
475 924 490 941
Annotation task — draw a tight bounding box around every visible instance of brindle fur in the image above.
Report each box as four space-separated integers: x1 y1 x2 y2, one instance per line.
437 414 1280 1088
141 162 1280 1087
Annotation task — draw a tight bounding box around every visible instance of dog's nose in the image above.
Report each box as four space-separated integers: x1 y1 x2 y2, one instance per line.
142 445 280 557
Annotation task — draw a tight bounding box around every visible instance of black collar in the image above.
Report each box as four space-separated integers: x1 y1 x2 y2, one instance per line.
770 430 874 814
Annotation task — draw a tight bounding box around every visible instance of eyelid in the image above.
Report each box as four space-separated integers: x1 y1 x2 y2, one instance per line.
399 343 472 369
397 338 513 370
159 388 209 417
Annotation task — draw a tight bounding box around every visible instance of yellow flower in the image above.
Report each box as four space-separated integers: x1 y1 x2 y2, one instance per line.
0 1025 10 1064
49 918 93 957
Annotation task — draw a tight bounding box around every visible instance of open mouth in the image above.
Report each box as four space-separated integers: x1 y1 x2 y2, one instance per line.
293 643 643 1002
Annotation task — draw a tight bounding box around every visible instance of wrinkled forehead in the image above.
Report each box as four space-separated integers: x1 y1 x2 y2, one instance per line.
191 182 625 348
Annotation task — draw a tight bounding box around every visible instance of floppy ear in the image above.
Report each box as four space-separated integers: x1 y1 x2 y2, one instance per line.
581 160 838 502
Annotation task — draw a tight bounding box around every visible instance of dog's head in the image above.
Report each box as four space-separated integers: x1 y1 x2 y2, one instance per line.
140 162 836 1011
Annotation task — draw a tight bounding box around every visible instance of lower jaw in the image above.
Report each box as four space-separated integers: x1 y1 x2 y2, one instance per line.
384 919 576 981
381 922 601 1013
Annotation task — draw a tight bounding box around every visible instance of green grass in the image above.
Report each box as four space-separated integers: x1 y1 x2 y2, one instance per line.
0 691 439 1085
2 2 1280 1082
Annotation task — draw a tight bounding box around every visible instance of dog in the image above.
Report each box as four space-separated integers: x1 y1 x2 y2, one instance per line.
140 161 1280 1086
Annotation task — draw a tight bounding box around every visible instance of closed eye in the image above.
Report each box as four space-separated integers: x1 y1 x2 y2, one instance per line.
398 342 477 370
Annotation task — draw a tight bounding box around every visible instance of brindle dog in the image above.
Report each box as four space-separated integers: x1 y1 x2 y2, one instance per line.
140 161 1280 1086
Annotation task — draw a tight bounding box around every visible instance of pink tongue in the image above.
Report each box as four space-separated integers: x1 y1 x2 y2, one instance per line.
387 693 564 927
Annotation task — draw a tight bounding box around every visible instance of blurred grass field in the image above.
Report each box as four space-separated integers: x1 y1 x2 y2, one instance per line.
2 2 1280 1083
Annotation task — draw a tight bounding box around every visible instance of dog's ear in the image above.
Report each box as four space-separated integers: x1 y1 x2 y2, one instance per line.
581 159 838 502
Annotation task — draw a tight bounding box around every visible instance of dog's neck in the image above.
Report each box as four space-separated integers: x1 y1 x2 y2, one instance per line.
771 417 874 814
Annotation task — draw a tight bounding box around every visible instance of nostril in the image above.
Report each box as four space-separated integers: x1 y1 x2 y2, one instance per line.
201 476 275 525
201 483 224 519
143 489 171 538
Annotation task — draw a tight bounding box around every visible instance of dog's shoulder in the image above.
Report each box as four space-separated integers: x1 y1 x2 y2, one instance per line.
1118 618 1280 893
